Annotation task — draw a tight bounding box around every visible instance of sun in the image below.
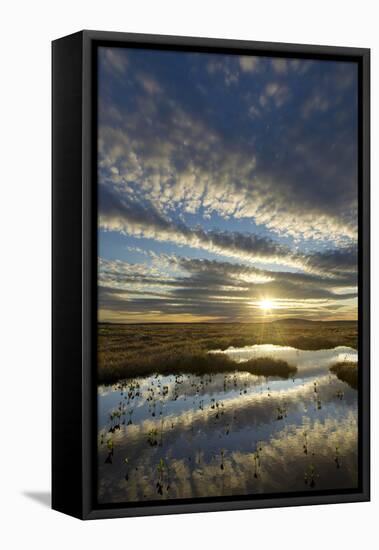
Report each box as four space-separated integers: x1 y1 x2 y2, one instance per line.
259 299 274 311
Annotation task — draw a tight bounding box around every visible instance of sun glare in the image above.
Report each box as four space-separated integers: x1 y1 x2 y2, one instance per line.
260 299 274 311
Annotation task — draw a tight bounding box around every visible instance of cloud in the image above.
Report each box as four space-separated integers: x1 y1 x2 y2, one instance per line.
98 56 357 245
99 185 357 279
98 120 357 244
99 47 128 75
206 59 239 86
97 48 358 323
259 82 290 108
302 93 330 119
271 58 288 74
99 185 301 270
98 255 357 322
239 56 260 73
136 73 163 95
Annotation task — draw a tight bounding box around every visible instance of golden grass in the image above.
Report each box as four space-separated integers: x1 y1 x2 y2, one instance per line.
97 320 357 384
330 361 358 390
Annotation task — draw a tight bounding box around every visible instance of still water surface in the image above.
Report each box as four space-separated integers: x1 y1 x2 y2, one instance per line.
98 345 358 504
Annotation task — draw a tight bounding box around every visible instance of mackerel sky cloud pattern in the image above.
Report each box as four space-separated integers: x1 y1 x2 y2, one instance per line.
97 46 358 323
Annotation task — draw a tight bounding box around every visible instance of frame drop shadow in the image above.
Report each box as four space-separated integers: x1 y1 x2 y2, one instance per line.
23 491 51 508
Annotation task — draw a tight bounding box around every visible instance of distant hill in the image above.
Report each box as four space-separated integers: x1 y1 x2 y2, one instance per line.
271 318 315 324
271 318 356 325
99 318 357 326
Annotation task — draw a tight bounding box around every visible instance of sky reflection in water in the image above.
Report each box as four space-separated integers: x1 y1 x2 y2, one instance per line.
98 345 358 504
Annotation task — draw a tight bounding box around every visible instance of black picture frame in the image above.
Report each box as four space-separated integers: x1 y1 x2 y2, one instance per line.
52 30 370 520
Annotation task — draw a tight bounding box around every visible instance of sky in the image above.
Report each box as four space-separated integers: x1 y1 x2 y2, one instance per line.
97 46 358 323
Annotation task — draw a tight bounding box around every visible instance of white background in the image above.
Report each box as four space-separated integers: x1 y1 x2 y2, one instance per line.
0 1 376 548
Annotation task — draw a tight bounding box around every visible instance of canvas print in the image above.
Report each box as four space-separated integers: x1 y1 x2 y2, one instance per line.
96 46 358 505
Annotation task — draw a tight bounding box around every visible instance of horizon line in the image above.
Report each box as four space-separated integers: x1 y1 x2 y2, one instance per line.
98 318 358 326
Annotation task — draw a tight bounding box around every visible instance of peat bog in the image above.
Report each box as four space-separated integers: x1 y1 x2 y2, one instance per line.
97 321 358 504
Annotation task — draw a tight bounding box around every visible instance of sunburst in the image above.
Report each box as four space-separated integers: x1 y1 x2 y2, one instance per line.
259 299 274 311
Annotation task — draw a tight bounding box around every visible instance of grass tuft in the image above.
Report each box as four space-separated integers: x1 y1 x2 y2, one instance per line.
98 349 296 384
239 356 297 377
330 361 358 390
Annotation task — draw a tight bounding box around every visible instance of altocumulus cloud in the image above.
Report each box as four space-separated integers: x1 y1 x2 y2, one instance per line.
97 46 358 322
98 47 358 245
99 185 357 278
98 256 357 322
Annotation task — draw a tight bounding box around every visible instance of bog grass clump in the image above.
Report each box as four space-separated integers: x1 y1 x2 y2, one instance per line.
98 347 296 383
330 361 358 390
240 356 297 377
